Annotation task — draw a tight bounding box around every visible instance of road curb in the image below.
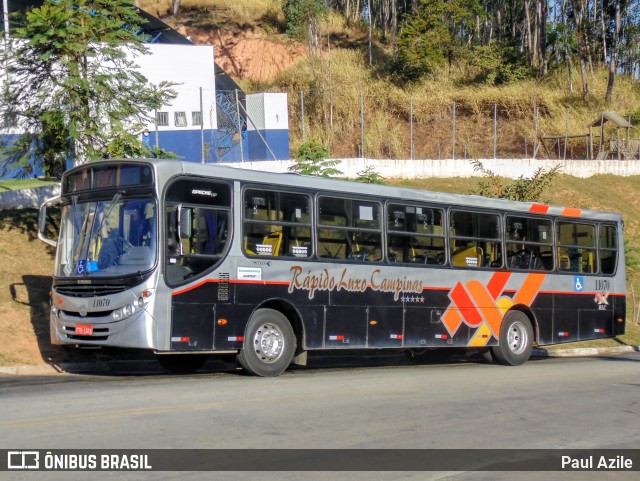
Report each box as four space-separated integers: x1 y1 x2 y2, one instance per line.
1 346 638 376
533 345 640 358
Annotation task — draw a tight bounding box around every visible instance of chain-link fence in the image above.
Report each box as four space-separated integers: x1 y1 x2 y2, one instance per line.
291 91 640 162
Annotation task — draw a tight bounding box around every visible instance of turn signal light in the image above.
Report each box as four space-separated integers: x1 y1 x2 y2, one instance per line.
217 319 228 326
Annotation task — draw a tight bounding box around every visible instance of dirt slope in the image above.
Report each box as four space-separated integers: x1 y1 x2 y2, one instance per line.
175 26 307 83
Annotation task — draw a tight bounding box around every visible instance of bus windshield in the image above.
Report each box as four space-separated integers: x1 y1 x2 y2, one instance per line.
55 196 157 278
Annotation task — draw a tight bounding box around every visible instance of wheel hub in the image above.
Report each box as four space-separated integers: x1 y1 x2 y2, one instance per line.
507 321 528 355
253 323 284 363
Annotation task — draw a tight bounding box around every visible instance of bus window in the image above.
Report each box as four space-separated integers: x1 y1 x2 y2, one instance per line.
450 210 502 269
243 189 312 259
165 179 231 285
505 216 553 271
557 221 596 273
599 225 618 275
387 204 445 265
318 197 382 262
166 205 230 284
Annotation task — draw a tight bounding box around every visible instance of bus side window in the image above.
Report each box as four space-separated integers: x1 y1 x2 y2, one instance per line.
449 210 501 269
243 189 313 259
599 225 618 275
557 221 596 273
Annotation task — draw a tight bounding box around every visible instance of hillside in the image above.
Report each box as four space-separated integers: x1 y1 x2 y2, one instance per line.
2 176 639 368
144 1 640 160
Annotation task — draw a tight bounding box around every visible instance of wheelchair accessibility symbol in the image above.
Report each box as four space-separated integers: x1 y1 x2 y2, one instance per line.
574 276 585 292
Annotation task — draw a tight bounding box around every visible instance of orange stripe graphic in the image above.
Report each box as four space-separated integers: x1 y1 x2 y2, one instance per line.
513 273 546 305
530 203 550 214
466 280 503 336
562 207 582 217
450 283 483 326
442 308 462 336
486 272 511 299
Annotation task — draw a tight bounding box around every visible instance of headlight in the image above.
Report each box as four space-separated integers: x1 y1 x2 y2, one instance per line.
112 304 136 321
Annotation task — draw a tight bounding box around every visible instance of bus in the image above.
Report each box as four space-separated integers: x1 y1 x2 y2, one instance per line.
38 158 626 376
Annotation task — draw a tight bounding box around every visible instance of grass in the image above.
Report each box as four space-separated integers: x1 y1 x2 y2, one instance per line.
141 0 640 160
0 178 58 191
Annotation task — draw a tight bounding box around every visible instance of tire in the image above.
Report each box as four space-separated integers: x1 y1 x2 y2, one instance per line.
491 310 534 366
156 354 208 374
237 308 296 377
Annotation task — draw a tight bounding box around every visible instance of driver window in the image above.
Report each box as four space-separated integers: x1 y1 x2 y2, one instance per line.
165 179 232 285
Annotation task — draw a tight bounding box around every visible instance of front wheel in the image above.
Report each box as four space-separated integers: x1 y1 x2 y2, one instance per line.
237 309 296 377
491 310 534 366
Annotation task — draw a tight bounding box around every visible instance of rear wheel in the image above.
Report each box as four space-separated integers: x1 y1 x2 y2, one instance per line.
156 354 208 374
491 310 533 366
237 308 296 377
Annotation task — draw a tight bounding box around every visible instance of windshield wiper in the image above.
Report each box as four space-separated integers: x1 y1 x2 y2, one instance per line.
84 191 124 274
94 191 123 244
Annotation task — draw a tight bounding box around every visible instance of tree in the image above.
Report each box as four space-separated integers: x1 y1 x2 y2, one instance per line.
0 0 176 177
605 0 622 103
288 141 342 177
394 0 482 80
282 0 328 57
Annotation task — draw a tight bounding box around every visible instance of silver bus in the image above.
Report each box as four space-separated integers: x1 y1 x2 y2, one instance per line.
38 158 626 376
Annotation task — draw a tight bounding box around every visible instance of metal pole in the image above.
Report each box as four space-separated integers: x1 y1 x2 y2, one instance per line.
599 113 604 156
452 101 456 160
235 89 244 162
238 99 279 161
328 35 333 129
410 96 414 160
154 110 159 150
3 0 9 40
300 91 306 144
533 107 538 159
360 92 365 159
493 103 497 159
199 87 205 163
564 108 568 161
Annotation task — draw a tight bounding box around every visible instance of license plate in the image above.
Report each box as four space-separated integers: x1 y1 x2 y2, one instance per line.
75 324 93 336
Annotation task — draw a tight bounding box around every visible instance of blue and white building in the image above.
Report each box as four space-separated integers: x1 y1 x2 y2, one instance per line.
0 1 291 175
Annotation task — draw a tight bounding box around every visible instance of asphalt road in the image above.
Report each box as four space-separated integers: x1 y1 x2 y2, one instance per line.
1 352 639 481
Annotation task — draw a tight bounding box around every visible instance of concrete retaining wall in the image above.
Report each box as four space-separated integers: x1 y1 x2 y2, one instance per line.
3 157 639 210
0 184 60 210
219 157 640 179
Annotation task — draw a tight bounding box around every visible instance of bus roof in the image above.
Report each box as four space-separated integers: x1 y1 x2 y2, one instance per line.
66 158 623 223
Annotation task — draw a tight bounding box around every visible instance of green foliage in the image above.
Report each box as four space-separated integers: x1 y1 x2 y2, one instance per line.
394 0 482 81
625 239 640 272
470 159 562 202
356 165 385 184
282 0 327 38
0 0 177 177
470 44 531 85
289 141 341 177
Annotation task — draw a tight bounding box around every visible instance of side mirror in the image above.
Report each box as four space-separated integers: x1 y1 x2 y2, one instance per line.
38 196 61 247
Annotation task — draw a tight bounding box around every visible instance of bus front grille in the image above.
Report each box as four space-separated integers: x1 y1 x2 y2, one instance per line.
54 285 127 298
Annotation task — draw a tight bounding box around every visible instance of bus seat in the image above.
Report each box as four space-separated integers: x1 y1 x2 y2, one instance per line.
452 246 483 268
584 251 595 273
261 231 282 256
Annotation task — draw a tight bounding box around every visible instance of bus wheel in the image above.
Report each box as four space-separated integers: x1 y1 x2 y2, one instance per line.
491 311 533 366
237 309 296 377
156 354 208 374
